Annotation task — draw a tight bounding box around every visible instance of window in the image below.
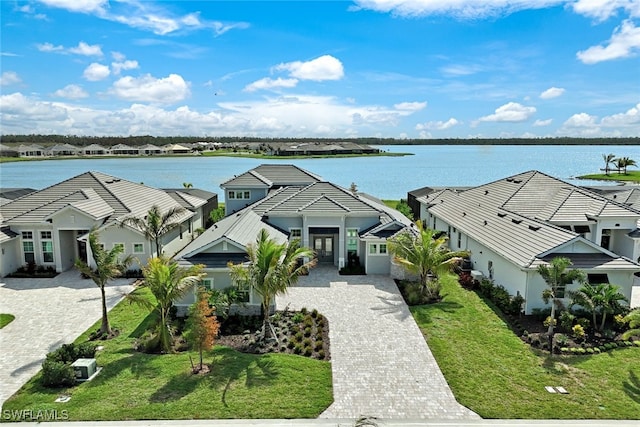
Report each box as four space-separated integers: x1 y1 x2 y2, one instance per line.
22 231 35 264
228 191 235 199
236 281 250 303
41 231 54 263
290 228 302 239
133 243 144 254
369 243 388 255
488 260 494 280
243 191 250 199
228 190 250 200
555 286 566 299
113 243 124 251
457 232 462 249
347 228 358 256
200 278 214 291
587 273 609 284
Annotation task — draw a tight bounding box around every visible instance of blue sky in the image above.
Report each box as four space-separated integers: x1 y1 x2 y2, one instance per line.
1 1 639 138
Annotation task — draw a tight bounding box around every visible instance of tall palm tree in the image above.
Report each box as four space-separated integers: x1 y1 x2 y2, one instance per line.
228 228 316 340
75 229 133 337
388 221 469 300
602 153 616 176
538 257 585 346
120 204 186 256
622 308 640 340
130 256 204 353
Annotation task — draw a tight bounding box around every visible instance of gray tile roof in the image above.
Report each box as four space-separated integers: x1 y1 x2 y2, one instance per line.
532 253 638 270
0 226 18 244
0 171 190 226
221 164 322 188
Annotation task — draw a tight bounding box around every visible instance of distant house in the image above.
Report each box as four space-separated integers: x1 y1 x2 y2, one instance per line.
0 144 19 158
164 144 191 154
173 164 413 314
47 144 77 156
0 171 216 277
81 144 109 156
139 144 164 155
412 170 640 314
17 144 45 157
111 144 138 155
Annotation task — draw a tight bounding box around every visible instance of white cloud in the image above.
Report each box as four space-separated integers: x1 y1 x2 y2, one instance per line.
600 102 640 127
571 0 640 22
440 63 485 76
68 41 103 56
416 118 460 130
540 87 565 99
37 41 103 56
0 92 69 123
351 0 566 19
112 59 139 75
244 77 299 92
53 84 88 99
275 55 344 81
577 20 640 64
109 74 190 104
559 103 640 136
37 42 64 52
533 119 553 126
37 0 107 14
83 63 110 81
479 102 536 122
0 71 22 86
394 101 427 112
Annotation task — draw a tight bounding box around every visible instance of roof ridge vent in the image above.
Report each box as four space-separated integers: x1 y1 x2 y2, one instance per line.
512 218 522 224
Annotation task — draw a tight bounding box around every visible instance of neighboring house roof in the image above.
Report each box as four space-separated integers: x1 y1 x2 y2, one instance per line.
111 143 137 151
48 143 77 153
0 171 191 228
163 190 208 210
0 226 18 244
0 188 37 201
221 164 322 188
82 144 108 151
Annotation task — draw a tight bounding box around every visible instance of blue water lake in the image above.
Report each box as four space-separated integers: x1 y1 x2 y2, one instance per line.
2 145 639 201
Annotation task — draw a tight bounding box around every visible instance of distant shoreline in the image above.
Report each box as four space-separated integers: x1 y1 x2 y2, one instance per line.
576 171 640 183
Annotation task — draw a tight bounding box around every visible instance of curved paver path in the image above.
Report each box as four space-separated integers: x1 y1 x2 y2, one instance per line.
0 271 133 406
276 266 479 419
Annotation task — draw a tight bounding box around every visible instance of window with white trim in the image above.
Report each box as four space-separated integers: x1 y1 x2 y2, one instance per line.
369 243 388 255
228 190 251 200
40 231 54 263
22 231 35 264
347 228 358 256
290 228 302 239
133 243 144 254
200 278 214 291
236 281 250 303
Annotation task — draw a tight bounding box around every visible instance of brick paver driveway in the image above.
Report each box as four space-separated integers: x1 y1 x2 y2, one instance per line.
0 271 133 406
276 266 479 419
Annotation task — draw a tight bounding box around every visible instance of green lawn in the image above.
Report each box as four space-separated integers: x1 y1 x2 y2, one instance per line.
1 289 333 421
0 313 15 329
412 275 640 419
578 170 640 182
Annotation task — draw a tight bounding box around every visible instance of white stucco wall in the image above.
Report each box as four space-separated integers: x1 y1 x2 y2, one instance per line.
0 238 21 277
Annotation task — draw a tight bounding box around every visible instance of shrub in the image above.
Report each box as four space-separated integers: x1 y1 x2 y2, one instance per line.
577 348 586 354
576 318 590 330
291 312 304 323
41 360 76 387
303 338 312 347
602 329 616 340
293 331 303 342
572 324 586 339
479 279 494 296
46 342 97 364
531 307 552 321
559 311 576 331
489 284 511 313
544 316 557 328
300 307 308 315
555 334 569 346
303 327 312 337
314 340 323 352
286 341 295 349
311 309 319 319
586 347 595 354
318 349 325 359
508 294 525 316
560 347 569 353
293 344 303 354
594 347 601 353
303 346 313 357
458 273 475 289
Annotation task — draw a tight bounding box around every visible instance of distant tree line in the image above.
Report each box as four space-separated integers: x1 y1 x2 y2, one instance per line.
1 134 638 147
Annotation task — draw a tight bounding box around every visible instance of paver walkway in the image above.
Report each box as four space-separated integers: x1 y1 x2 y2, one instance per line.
0 271 133 406
276 266 479 420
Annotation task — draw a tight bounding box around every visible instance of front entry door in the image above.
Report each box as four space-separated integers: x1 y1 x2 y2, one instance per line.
314 236 333 264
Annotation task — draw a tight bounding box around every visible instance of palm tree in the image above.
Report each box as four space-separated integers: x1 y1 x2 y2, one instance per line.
598 283 628 331
615 158 625 175
120 204 186 256
602 153 616 176
130 256 204 353
228 228 316 340
568 283 600 329
621 157 637 174
75 229 133 337
182 182 193 188
388 221 469 300
621 309 640 340
538 257 585 347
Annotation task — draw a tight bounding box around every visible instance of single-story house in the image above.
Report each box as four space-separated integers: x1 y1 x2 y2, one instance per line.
139 144 165 155
110 144 139 155
412 170 640 314
81 144 109 156
17 144 45 157
46 144 77 156
164 144 191 154
0 171 217 276
174 164 413 314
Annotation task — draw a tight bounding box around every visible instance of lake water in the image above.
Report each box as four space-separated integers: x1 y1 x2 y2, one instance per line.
1 145 639 201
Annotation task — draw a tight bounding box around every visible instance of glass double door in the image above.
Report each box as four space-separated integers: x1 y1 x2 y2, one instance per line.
313 235 334 264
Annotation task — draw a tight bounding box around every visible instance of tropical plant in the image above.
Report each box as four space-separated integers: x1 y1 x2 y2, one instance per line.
388 221 469 301
129 256 204 353
537 257 585 347
395 200 414 220
120 204 187 256
182 182 193 188
570 282 628 331
228 228 316 340
620 156 637 174
208 287 244 320
621 308 640 340
602 153 616 176
185 287 219 372
597 284 628 331
75 229 133 337
209 206 225 225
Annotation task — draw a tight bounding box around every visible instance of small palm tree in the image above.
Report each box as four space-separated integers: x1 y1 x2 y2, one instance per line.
569 283 628 331
598 284 628 331
228 228 316 340
75 229 133 337
538 257 585 347
602 153 616 176
130 256 204 353
120 204 187 256
621 157 637 174
621 309 640 340
568 283 600 329
388 221 469 301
